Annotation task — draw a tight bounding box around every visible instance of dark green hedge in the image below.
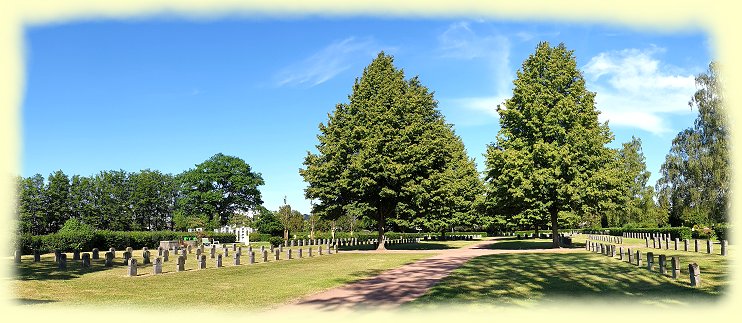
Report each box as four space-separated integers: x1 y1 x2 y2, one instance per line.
16 230 236 254
713 224 730 242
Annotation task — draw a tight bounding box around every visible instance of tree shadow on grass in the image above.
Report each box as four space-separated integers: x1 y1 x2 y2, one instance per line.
479 239 582 250
339 243 458 251
13 298 58 305
406 253 725 308
15 257 126 281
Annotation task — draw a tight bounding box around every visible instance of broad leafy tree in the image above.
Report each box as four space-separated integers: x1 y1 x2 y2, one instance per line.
177 153 264 227
301 52 481 250
656 62 728 226
484 42 618 247
17 174 46 235
44 170 72 233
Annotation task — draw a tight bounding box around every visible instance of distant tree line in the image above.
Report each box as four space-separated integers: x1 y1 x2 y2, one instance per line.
15 153 265 235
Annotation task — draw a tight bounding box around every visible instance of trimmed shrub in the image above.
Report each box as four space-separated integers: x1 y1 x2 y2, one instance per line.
713 224 730 242
268 236 284 247
582 227 692 239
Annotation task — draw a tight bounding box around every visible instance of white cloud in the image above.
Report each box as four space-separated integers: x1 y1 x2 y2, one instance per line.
584 47 697 135
274 37 381 87
437 22 512 125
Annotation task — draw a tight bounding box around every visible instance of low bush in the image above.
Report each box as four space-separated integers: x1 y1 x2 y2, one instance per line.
713 224 730 242
582 227 692 239
15 230 237 254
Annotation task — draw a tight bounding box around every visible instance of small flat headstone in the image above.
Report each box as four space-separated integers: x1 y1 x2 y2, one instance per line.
81 253 91 268
153 257 163 274
177 255 185 272
58 253 67 269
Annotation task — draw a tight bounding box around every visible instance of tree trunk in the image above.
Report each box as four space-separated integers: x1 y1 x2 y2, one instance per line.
376 211 386 251
284 229 288 241
331 220 336 239
550 210 560 248
535 224 540 237
440 230 446 241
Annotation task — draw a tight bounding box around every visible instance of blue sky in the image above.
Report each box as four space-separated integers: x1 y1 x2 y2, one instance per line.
21 17 712 214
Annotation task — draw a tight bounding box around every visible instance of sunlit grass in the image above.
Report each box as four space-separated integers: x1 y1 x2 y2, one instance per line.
11 249 428 309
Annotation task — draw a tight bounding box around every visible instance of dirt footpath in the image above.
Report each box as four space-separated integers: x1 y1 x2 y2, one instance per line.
282 238 584 311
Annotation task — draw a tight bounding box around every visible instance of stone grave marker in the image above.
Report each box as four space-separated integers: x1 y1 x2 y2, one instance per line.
262 250 268 262
210 246 216 259
684 239 689 252
58 253 67 269
216 254 223 268
126 247 133 254
33 250 40 262
274 249 280 261
671 256 680 279
636 250 642 266
199 255 207 269
721 240 728 256
187 245 192 254
618 247 623 260
177 255 185 272
224 248 229 257
14 250 21 263
81 253 91 268
158 247 164 257
319 245 323 256
707 240 713 254
287 249 292 260
123 251 131 265
153 257 162 274
694 239 699 252
73 250 80 261
308 247 313 257
105 251 113 267
163 249 169 262
92 248 99 259
109 247 116 258
127 258 137 277
298 248 303 258
196 248 202 258
689 263 701 287
143 250 151 265
234 252 240 265
659 254 667 275
646 252 654 271
232 243 237 252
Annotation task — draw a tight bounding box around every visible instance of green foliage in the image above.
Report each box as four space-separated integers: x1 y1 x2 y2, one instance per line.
712 224 729 241
267 236 285 247
177 153 265 227
253 205 283 236
275 204 304 240
301 52 482 249
484 42 618 247
657 62 729 227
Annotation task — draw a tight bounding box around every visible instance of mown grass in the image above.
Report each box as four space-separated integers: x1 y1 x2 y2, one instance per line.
12 248 428 309
407 249 730 309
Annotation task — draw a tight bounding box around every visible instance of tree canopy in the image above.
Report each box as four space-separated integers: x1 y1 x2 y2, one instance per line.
177 153 265 227
300 52 482 249
656 62 728 227
484 42 618 247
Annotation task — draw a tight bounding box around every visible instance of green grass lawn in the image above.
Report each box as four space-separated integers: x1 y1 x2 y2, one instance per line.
12 249 429 309
483 238 565 250
407 250 729 308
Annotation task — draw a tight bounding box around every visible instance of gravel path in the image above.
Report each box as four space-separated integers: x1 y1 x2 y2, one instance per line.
282 238 584 311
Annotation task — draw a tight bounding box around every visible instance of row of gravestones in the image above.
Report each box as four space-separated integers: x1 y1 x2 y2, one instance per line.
586 240 702 287
586 234 623 244
642 237 728 256
424 235 478 241
126 244 341 276
283 237 422 247
624 232 677 240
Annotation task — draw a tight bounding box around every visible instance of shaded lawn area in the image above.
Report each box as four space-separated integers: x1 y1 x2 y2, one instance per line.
12 252 428 309
482 238 567 250
339 239 483 251
407 252 728 308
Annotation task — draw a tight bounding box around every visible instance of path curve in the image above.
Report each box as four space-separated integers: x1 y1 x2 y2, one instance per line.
281 238 584 311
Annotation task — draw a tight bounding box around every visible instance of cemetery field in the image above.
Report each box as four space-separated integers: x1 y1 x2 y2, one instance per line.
407 244 730 308
12 249 429 309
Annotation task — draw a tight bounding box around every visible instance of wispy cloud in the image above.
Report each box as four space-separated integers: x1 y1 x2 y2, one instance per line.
437 21 512 126
583 47 697 135
274 37 382 87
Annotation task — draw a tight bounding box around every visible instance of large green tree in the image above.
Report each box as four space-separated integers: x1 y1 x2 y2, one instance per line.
17 174 46 235
301 52 481 250
656 62 728 226
177 153 265 227
484 42 618 247
275 204 304 240
129 170 176 230
44 170 72 233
